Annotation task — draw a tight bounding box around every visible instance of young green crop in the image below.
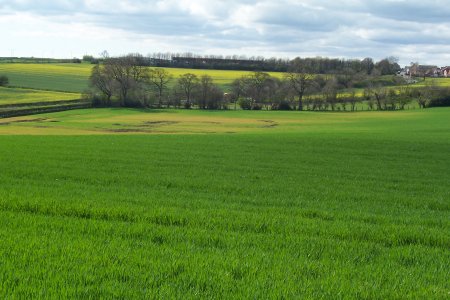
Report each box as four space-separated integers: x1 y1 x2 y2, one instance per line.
0 108 449 298
0 63 284 93
0 86 80 105
0 63 92 92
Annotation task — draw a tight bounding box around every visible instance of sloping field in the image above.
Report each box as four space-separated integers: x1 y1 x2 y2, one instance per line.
0 63 92 92
0 87 80 105
410 77 450 87
1 62 449 96
0 63 284 92
0 108 449 298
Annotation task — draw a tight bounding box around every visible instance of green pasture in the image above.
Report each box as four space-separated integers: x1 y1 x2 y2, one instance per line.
0 87 80 105
411 77 450 87
0 108 449 298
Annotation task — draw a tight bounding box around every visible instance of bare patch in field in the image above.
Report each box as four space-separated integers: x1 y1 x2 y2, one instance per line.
11 118 47 123
98 128 150 133
142 121 179 126
258 120 278 128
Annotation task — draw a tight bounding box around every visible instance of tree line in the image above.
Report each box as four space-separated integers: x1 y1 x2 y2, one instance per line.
83 51 402 75
88 54 450 110
145 53 402 75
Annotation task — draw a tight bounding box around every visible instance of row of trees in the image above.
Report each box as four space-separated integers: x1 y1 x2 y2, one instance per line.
150 53 401 75
88 55 227 109
84 51 402 75
88 55 448 111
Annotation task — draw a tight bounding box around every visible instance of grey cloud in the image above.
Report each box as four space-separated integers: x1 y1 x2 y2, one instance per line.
365 0 450 23
0 0 449 65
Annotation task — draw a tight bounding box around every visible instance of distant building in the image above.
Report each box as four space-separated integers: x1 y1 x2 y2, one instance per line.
442 67 450 78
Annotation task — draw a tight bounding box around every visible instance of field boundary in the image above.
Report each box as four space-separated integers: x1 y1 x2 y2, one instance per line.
0 99 85 109
0 99 91 118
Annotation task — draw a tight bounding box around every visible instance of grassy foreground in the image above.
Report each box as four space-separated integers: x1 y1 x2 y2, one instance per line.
0 108 449 298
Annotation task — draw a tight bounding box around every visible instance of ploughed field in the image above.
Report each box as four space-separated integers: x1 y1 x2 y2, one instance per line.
0 108 449 298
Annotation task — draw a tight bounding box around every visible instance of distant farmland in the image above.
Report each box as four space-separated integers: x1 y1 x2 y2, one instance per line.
1 62 450 101
0 63 92 93
0 87 79 105
0 63 285 93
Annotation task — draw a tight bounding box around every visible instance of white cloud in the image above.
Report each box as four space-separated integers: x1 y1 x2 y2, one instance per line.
0 0 449 65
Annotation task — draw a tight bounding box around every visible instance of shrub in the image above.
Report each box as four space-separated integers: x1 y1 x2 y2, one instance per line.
428 95 450 107
238 98 252 110
83 90 112 107
272 100 292 110
0 75 9 86
252 104 263 110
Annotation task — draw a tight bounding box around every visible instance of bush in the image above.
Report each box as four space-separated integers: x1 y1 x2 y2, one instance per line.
272 100 292 110
238 98 252 110
428 95 450 107
252 104 263 110
123 98 146 108
0 75 9 86
83 90 112 107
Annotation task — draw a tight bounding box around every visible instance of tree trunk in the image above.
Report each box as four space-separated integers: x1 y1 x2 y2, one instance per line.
158 89 163 108
298 94 303 111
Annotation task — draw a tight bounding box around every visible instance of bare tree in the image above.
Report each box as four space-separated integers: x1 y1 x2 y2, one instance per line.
241 72 271 109
323 78 339 111
396 87 412 110
89 64 114 105
267 78 291 110
231 77 246 110
197 75 214 109
366 81 387 110
177 73 199 108
386 89 398 110
412 80 439 108
147 68 173 107
347 91 359 111
206 85 225 109
104 55 147 106
285 70 314 111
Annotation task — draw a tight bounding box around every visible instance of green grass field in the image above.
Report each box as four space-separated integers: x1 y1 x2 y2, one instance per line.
0 108 449 298
0 87 80 105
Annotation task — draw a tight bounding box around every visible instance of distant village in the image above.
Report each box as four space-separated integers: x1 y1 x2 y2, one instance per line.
399 64 450 78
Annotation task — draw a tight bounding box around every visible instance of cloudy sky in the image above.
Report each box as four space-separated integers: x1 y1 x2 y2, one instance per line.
1 0 450 66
